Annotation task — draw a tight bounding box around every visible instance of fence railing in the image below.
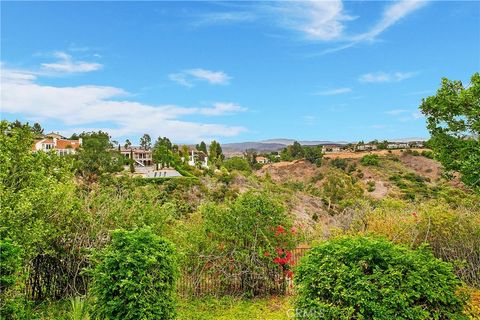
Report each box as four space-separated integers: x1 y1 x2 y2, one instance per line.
177 246 309 297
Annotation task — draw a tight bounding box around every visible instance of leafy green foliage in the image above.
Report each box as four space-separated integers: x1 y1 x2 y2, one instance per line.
223 156 251 172
361 154 380 166
196 141 208 154
208 140 224 167
322 169 363 208
295 236 467 320
75 131 123 181
153 137 176 169
185 192 297 296
329 158 347 171
303 146 323 166
0 239 22 291
69 296 90 320
420 73 480 191
90 228 178 320
389 172 431 200
139 133 152 150
0 239 26 319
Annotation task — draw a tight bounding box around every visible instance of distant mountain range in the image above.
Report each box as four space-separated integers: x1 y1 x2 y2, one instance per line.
221 137 428 154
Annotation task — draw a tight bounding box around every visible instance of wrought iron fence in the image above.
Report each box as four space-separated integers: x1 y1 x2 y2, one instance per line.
177 246 309 297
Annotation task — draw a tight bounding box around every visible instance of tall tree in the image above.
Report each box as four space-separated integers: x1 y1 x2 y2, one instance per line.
420 73 480 190
196 141 208 155
139 134 152 150
75 131 123 182
153 137 175 169
208 140 224 166
303 146 323 166
32 122 44 135
124 139 132 149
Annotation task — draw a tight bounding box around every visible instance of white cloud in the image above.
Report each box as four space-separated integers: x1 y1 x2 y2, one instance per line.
1 67 247 142
169 68 231 87
385 108 424 121
385 109 409 115
314 87 352 96
200 0 426 50
198 102 247 116
269 0 354 41
354 0 427 42
359 71 416 83
192 12 256 26
41 51 102 73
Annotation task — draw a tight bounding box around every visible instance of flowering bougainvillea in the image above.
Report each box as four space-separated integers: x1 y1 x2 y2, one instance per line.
269 225 297 280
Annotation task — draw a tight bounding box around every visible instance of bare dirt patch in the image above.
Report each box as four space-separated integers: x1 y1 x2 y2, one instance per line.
256 160 320 184
399 153 442 181
323 148 427 159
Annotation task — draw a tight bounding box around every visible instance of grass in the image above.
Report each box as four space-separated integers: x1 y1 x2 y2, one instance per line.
178 296 293 320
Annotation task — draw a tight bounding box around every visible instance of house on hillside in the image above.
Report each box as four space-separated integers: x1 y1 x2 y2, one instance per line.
255 156 269 164
120 147 152 167
387 143 409 149
45 132 66 139
322 145 342 153
409 141 424 148
355 144 377 151
184 149 208 168
32 137 82 156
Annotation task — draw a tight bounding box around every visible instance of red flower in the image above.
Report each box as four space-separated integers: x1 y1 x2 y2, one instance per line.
285 270 294 279
275 225 285 236
291 227 297 234
275 247 284 255
263 251 270 257
285 251 292 261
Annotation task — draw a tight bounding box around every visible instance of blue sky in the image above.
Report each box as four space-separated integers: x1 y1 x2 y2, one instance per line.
1 1 479 144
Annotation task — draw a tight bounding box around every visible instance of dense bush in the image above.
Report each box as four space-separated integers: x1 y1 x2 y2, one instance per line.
322 169 363 209
0 239 26 319
295 236 467 320
184 191 298 296
223 156 251 173
329 158 347 171
364 199 480 287
90 228 178 320
360 154 380 166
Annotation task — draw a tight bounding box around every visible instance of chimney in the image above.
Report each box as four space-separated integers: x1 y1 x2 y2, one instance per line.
53 137 57 147
79 138 83 145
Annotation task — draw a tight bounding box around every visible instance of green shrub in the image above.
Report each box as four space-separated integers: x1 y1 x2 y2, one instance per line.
421 150 434 159
367 180 376 192
310 172 324 183
295 236 466 320
329 158 347 171
90 228 178 320
0 239 26 319
223 156 251 173
360 154 380 166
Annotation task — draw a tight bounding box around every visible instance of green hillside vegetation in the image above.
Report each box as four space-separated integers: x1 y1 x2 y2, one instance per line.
1 74 479 319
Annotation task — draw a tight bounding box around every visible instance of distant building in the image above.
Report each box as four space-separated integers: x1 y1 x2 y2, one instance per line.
387 143 409 149
185 150 208 168
255 156 269 164
354 144 377 151
120 147 152 167
322 145 342 153
45 132 66 140
32 137 82 156
409 141 424 148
